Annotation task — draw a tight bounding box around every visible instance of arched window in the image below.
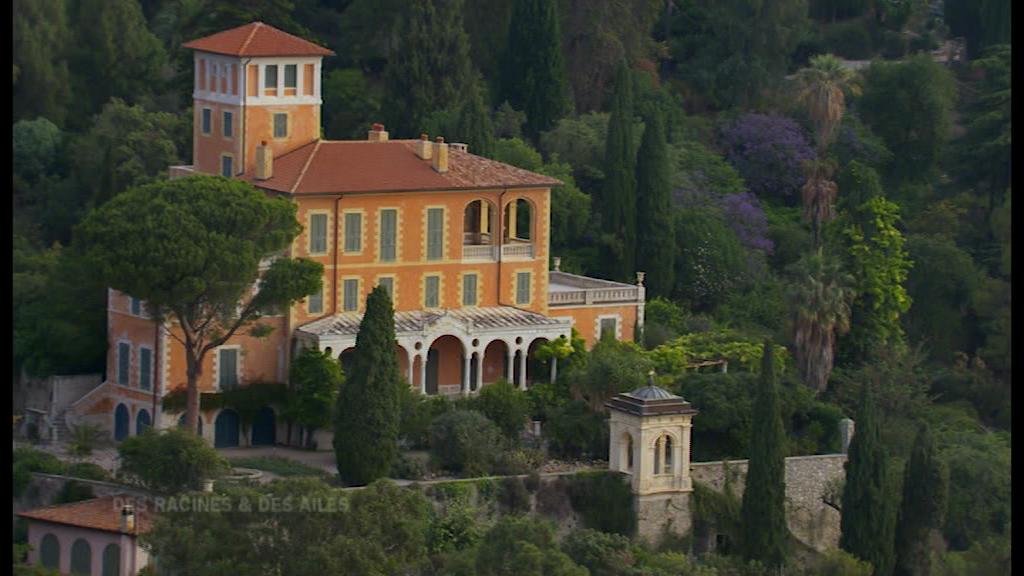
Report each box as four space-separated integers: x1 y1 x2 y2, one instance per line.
653 438 661 474
70 538 91 574
39 533 59 569
663 436 673 474
102 543 121 576
503 198 533 242
463 199 494 245
626 435 634 471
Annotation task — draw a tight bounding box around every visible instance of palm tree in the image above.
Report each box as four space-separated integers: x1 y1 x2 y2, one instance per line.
801 158 838 244
795 54 860 152
788 248 855 395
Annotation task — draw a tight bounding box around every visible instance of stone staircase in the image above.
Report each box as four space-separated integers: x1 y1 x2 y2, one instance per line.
50 410 71 443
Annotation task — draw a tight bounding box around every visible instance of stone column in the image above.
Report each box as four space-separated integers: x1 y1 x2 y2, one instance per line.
506 348 514 383
406 353 414 388
462 353 471 396
518 349 528 390
475 352 484 391
550 357 558 384
419 355 427 395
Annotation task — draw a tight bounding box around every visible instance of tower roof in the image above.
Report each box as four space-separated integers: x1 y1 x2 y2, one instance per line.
605 373 698 417
182 22 334 57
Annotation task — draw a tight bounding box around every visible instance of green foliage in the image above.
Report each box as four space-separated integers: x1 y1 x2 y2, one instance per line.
858 55 956 184
64 462 110 482
894 423 948 576
287 348 342 447
161 384 289 422
693 476 742 548
493 137 544 171
543 400 609 460
564 471 636 536
474 516 587 576
561 528 635 576
12 0 72 127
427 497 482 555
227 456 328 478
335 286 403 485
542 160 592 253
935 532 1011 576
598 62 638 281
499 0 571 139
813 549 874 576
451 78 496 158
67 423 104 458
382 0 473 136
840 384 898 576
539 113 608 185
565 337 651 411
740 343 789 567
838 195 913 363
53 480 96 505
635 110 675 298
13 447 65 497
429 410 503 476
472 380 530 440
938 429 1010 551
643 297 690 348
117 428 229 493
820 18 874 60
673 207 748 310
322 68 381 139
648 330 789 377
497 476 532 514
399 387 454 449
13 118 62 183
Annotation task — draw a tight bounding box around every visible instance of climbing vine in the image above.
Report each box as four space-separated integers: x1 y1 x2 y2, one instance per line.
161 383 288 426
647 330 789 377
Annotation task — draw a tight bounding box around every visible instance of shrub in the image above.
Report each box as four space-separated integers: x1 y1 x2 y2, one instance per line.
65 462 110 482
67 423 104 457
544 400 608 460
429 410 502 476
565 471 636 536
719 114 815 204
118 428 229 493
13 447 65 497
390 452 427 481
493 447 545 476
427 499 482 555
812 549 873 576
497 476 531 514
471 380 530 440
822 19 874 59
562 528 636 576
525 471 542 493
53 480 95 505
399 387 453 449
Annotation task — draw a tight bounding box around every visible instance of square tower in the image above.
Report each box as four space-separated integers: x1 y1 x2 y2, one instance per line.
182 22 333 177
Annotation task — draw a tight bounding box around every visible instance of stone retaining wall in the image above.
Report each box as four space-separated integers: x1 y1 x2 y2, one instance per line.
15 473 150 518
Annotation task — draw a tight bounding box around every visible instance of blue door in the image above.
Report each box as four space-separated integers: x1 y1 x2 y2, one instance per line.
214 410 240 448
136 409 151 435
114 404 129 441
251 407 276 446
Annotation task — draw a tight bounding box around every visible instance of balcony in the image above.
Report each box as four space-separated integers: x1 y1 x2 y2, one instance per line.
547 271 642 307
501 242 535 260
462 244 498 261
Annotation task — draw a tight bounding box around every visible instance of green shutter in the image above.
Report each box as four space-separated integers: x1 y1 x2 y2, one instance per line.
427 208 444 260
516 272 530 304
380 210 397 261
310 214 327 253
118 343 130 385
345 213 362 252
425 276 440 308
309 287 323 313
344 279 359 311
139 348 152 390
463 274 477 306
219 349 238 389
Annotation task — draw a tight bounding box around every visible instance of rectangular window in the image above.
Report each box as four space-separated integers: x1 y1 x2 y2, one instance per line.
130 297 141 316
273 113 288 138
117 343 130 386
264 65 278 90
378 277 394 301
380 209 397 261
344 212 362 253
139 348 152 391
218 348 239 390
221 155 233 177
343 279 359 312
600 318 618 340
424 275 440 308
223 111 233 138
426 208 444 260
308 286 324 314
309 213 328 254
516 272 531 305
284 64 297 88
463 274 478 306
201 108 211 134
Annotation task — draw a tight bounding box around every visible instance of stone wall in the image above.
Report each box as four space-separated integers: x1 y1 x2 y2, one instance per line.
15 473 150 518
688 454 847 552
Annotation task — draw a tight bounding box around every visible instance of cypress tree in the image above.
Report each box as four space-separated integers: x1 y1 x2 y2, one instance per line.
600 62 637 282
634 109 674 298
334 286 403 485
453 79 495 158
740 341 788 568
499 0 570 140
894 423 948 576
383 0 473 137
840 382 899 576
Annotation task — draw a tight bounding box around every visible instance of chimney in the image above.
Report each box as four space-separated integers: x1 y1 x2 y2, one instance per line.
416 133 432 160
255 141 273 180
367 123 389 142
120 504 136 533
432 136 449 173
450 142 468 153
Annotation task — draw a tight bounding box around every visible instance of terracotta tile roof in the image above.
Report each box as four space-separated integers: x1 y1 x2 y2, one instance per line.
245 140 562 195
17 495 153 536
297 306 572 338
182 22 334 57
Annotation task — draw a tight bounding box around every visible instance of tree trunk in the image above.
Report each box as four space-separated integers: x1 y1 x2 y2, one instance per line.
185 351 202 435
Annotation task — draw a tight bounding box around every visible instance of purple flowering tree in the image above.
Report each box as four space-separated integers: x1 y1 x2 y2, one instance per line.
720 114 816 203
675 189 773 256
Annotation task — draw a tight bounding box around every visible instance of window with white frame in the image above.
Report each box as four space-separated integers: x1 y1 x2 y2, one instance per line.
117 342 130 386
462 273 478 306
139 347 152 391
265 65 278 90
309 213 328 254
599 317 618 340
426 207 444 260
344 212 362 253
424 275 440 308
218 348 239 390
515 272 531 305
343 279 359 312
284 64 297 89
273 113 288 138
